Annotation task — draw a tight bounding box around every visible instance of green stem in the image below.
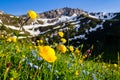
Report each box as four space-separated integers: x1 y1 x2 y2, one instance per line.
118 52 119 65
20 17 30 30
4 68 9 80
50 62 55 80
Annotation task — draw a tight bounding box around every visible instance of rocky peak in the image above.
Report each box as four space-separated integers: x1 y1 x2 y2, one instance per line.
38 7 84 18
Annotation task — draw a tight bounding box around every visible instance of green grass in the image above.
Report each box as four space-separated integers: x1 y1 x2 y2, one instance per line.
0 35 120 80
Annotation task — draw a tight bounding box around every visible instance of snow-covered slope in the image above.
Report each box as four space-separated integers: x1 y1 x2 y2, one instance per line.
3 11 114 39
5 14 78 36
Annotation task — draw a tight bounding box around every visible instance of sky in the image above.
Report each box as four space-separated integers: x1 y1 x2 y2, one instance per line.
0 0 120 15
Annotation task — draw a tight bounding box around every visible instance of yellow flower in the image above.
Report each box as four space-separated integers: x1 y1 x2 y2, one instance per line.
39 46 57 63
58 31 64 37
6 38 12 42
12 36 17 42
113 70 116 73
39 39 43 44
102 65 107 69
0 53 5 57
1 35 4 38
60 38 66 43
10 78 14 80
79 59 83 64
34 46 37 49
16 48 21 53
75 70 79 76
98 70 101 73
113 64 117 68
6 37 17 42
15 46 19 49
27 10 37 19
29 46 32 49
5 36 8 39
22 55 25 58
108 64 110 68
57 44 67 53
37 40 39 43
75 48 80 54
69 46 74 52
83 54 87 59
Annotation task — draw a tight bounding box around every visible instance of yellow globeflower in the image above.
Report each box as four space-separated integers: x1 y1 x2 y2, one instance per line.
102 65 107 69
29 46 32 49
0 53 5 57
5 36 8 39
60 38 66 43
16 49 21 53
58 31 64 37
15 46 19 49
79 59 83 64
39 39 43 44
6 38 12 42
108 64 110 68
1 35 4 38
75 48 80 54
22 55 25 58
37 40 39 43
75 70 79 76
83 54 87 59
113 64 117 68
69 46 74 52
10 78 14 80
27 10 37 19
57 44 67 53
34 46 37 49
39 46 57 63
12 36 17 42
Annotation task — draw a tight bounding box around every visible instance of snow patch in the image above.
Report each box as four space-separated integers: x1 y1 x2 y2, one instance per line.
85 29 89 34
69 34 87 41
71 21 80 25
17 36 32 39
5 25 20 30
0 20 2 23
89 24 103 32
19 32 25 34
88 14 98 19
57 14 77 23
53 26 60 29
10 16 14 18
0 20 2 25
75 24 80 32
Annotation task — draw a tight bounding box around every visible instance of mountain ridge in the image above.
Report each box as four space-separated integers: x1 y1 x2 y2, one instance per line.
38 7 84 18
